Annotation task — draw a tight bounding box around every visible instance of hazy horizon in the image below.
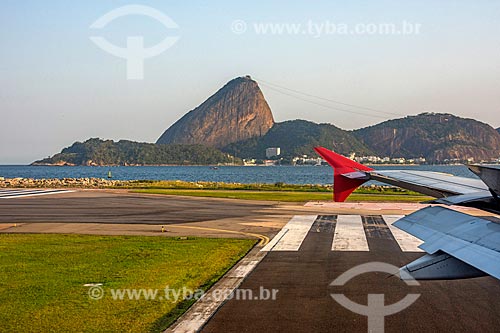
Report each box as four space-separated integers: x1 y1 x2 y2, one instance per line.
2 1 499 164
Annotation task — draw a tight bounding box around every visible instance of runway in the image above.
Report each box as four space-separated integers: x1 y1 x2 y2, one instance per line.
202 214 500 333
0 190 299 238
0 190 278 225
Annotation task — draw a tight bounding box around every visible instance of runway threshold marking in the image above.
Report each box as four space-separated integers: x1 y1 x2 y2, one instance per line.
261 214 424 252
332 215 369 251
383 215 424 252
170 225 270 246
0 189 75 199
270 215 317 251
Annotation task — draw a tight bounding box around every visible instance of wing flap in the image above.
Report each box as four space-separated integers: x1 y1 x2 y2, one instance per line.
371 170 488 197
433 192 494 205
394 206 500 279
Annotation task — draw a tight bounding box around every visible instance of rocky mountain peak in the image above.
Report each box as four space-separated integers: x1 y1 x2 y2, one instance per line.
156 76 275 148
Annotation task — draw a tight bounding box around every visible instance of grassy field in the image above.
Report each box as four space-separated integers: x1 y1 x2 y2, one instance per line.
119 180 418 194
132 188 431 202
119 180 334 191
0 234 255 333
125 180 432 202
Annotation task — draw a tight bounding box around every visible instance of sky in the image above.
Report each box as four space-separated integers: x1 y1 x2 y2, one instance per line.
1 0 499 164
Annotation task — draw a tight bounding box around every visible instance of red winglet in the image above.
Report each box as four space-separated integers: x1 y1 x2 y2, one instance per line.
314 146 373 202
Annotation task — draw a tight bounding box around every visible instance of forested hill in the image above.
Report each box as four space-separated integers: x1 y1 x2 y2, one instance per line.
222 119 374 159
32 139 235 166
353 113 500 162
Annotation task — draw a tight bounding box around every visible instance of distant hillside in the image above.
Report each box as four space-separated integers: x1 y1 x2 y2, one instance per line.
33 139 235 166
353 113 500 162
222 119 374 159
35 75 500 166
157 76 274 148
155 77 500 163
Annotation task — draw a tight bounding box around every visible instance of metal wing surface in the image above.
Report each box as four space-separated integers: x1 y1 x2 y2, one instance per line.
394 206 500 279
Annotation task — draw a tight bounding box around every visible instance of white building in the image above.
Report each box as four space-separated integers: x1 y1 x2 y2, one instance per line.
266 147 281 158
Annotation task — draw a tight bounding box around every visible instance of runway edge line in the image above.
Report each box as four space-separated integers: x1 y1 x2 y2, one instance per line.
165 245 267 333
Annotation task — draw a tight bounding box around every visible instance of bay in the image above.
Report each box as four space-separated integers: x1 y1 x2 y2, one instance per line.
0 165 477 185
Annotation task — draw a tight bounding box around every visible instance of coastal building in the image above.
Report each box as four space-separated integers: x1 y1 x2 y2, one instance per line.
266 147 281 158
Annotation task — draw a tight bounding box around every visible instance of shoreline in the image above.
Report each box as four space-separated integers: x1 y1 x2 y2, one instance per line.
2 163 481 167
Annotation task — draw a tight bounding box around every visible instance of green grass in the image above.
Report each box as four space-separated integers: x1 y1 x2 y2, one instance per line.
125 180 430 202
132 189 431 202
121 180 420 194
116 180 334 192
0 234 255 333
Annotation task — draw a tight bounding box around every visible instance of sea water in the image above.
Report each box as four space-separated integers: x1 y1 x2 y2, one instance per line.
0 165 476 185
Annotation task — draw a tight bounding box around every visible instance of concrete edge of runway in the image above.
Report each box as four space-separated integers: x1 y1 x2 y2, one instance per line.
165 246 267 333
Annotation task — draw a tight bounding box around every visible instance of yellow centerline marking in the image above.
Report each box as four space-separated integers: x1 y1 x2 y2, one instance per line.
170 225 270 246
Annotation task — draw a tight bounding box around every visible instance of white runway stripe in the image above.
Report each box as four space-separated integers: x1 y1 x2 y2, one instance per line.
0 189 58 195
0 189 58 196
383 215 424 252
270 215 317 251
0 189 74 199
260 228 288 252
332 215 369 251
0 189 44 195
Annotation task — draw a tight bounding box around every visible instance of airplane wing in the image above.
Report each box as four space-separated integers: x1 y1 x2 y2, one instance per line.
314 146 497 212
395 206 500 280
369 170 488 197
314 146 500 280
